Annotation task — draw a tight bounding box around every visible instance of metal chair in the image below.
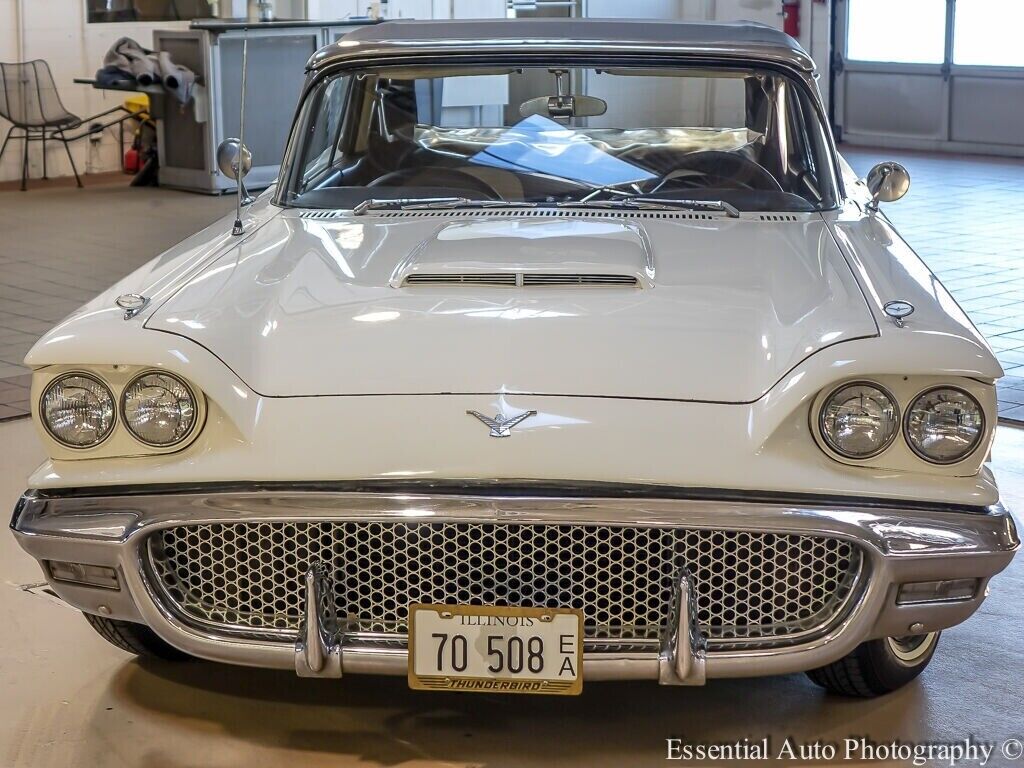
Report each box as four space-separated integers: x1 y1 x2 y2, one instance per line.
0 60 135 190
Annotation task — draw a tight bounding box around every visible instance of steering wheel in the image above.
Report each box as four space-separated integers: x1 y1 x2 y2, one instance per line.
619 148 783 193
368 166 501 198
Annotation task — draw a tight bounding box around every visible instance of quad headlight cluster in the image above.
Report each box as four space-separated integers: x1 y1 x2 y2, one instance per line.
818 381 985 465
40 371 199 450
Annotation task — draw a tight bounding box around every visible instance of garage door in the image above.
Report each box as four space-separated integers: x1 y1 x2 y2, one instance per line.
833 0 1024 155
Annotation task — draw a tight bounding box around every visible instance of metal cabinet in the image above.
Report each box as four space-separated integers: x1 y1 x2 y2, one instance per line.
154 20 377 193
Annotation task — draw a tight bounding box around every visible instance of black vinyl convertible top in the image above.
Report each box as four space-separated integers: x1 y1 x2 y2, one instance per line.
310 18 815 73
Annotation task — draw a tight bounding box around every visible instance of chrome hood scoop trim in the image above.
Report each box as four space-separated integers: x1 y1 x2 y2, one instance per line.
391 219 652 288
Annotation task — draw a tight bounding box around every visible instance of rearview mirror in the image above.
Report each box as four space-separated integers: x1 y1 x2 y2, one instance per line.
217 138 252 181
864 161 910 208
519 94 607 123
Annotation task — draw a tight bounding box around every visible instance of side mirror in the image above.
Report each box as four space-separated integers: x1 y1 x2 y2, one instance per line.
217 138 252 181
864 161 910 209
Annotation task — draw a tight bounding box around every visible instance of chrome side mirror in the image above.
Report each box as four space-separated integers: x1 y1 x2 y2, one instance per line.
864 161 910 209
217 138 252 181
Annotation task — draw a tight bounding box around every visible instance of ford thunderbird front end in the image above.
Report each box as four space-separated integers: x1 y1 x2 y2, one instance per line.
11 18 1018 697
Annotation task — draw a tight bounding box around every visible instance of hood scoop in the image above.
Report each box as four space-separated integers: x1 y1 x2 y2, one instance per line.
404 272 639 288
391 218 654 288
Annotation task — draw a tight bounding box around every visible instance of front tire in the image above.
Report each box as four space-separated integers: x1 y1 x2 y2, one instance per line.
82 612 192 661
806 632 939 697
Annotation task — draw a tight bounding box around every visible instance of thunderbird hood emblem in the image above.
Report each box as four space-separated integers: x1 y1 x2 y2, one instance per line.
467 409 537 438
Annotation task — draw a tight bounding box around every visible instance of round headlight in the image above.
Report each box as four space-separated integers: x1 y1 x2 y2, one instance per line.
122 372 198 447
819 382 899 459
40 373 116 448
905 387 984 464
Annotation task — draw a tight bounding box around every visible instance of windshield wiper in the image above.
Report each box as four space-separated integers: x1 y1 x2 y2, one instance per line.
353 197 537 215
557 197 740 218
353 196 738 218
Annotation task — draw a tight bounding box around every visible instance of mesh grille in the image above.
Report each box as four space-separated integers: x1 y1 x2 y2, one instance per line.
148 521 861 647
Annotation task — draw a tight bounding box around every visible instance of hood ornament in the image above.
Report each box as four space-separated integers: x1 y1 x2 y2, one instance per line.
115 293 149 320
883 300 914 328
467 409 537 438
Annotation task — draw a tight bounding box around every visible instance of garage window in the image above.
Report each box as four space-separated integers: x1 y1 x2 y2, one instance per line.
846 0 947 64
953 0 1024 67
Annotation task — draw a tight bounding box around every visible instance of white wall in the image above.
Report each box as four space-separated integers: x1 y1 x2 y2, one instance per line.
583 0 831 106
0 0 189 183
707 0 832 108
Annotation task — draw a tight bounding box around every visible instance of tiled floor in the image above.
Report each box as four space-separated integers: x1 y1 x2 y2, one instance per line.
844 147 1024 423
0 179 234 420
0 153 1022 421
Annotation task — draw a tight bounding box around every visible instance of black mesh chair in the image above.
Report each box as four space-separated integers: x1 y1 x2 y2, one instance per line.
0 60 135 190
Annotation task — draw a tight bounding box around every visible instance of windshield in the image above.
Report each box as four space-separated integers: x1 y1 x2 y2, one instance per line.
279 62 839 212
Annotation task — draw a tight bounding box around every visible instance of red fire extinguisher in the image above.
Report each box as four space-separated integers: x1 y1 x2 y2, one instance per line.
782 0 800 38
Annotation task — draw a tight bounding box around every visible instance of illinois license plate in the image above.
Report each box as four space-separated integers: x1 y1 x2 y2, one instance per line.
408 604 583 695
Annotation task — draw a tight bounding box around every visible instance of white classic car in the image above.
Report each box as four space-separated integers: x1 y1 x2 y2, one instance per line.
11 19 1019 698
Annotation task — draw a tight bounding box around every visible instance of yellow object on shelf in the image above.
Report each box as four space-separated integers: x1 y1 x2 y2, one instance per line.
123 93 149 116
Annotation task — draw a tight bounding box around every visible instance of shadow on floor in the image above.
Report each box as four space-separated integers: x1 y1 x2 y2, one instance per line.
98 657 933 767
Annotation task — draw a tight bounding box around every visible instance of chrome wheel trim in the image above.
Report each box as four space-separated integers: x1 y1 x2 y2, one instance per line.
886 632 938 665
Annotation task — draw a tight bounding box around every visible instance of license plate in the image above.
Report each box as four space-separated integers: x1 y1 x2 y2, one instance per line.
408 604 583 695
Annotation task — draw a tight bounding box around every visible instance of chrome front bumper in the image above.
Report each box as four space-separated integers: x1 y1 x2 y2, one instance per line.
10 488 1019 683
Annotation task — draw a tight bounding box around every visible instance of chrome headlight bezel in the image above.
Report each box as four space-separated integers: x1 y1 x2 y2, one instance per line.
817 380 900 460
903 386 986 465
39 371 117 449
120 370 200 448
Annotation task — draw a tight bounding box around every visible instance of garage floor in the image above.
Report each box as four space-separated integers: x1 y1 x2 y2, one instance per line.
1 149 1023 422
1 418 1022 767
844 147 1024 422
0 180 234 419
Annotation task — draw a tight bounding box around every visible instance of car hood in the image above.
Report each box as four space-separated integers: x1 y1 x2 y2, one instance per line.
146 211 877 402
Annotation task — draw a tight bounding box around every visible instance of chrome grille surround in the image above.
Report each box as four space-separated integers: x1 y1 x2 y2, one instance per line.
146 520 863 651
